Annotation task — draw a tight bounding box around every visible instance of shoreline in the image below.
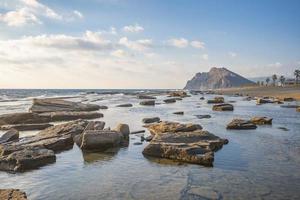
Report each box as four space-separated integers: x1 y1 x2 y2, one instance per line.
214 85 300 100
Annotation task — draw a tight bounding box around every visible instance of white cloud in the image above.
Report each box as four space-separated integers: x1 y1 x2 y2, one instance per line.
119 37 152 51
0 7 41 26
268 62 282 67
110 49 128 58
73 10 83 19
21 0 62 20
167 38 189 48
228 51 237 58
202 54 208 60
123 24 144 33
190 40 205 49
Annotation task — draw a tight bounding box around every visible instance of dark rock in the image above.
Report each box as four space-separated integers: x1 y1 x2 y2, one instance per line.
137 95 156 99
99 106 108 109
145 135 153 142
0 112 50 125
30 98 100 113
0 129 19 143
163 98 176 103
195 115 211 119
0 147 56 172
133 142 143 145
280 105 299 108
130 130 146 134
142 117 160 124
200 97 205 100
116 103 133 107
278 127 289 131
283 97 295 102
173 111 184 115
39 111 103 121
0 124 53 131
212 103 234 111
226 119 257 130
0 189 27 200
140 100 155 106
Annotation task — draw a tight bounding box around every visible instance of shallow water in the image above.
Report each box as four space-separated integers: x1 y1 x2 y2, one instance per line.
1 90 300 199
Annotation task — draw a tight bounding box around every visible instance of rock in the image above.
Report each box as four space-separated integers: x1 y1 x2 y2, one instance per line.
256 98 274 104
0 147 56 172
0 129 19 143
133 142 143 145
207 96 224 104
168 91 188 98
243 96 253 101
145 135 153 142
114 124 130 139
142 117 160 124
99 106 108 109
30 98 100 113
280 105 299 108
173 111 184 115
144 121 202 135
80 130 124 151
130 130 146 134
226 119 257 130
283 97 295 102
0 124 53 131
140 100 155 106
250 117 272 125
39 111 103 121
163 98 177 103
0 112 50 126
212 103 234 111
278 127 289 131
0 189 27 200
143 127 228 166
116 103 133 107
137 95 156 99
195 115 211 119
200 97 205 100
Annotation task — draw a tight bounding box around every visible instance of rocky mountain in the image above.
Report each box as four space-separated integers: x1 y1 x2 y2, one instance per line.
184 67 254 90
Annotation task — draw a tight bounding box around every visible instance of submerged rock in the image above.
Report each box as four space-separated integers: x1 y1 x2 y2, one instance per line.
226 119 257 130
173 111 184 115
195 115 211 119
143 121 228 166
0 189 27 200
140 100 155 106
30 98 100 113
163 98 176 103
0 129 19 143
116 103 133 107
212 103 234 111
142 117 160 124
250 117 272 125
0 147 56 172
137 95 156 99
280 105 299 108
0 124 53 131
144 121 202 135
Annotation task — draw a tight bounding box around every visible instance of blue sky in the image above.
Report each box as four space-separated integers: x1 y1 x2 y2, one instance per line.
0 0 299 88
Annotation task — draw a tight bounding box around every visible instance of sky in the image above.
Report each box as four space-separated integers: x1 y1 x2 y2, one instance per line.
0 0 299 89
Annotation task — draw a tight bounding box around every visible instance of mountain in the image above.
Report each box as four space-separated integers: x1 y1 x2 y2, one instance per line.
184 67 254 90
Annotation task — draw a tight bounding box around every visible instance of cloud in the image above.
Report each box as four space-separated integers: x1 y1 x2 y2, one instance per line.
202 54 208 60
123 24 144 33
110 49 128 58
0 7 41 26
190 40 205 49
21 0 62 20
73 10 83 19
119 37 152 51
167 38 189 48
228 51 237 58
268 62 282 67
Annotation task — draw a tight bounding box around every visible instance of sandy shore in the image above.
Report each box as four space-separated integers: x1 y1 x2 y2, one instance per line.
215 85 300 100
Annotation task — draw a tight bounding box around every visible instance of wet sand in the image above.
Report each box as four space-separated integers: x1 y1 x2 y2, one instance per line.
216 85 300 100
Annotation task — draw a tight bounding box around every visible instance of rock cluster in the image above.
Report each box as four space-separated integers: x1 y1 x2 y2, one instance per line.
168 91 189 98
227 117 272 130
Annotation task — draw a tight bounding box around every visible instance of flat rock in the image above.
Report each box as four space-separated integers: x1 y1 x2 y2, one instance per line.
142 117 160 124
0 112 50 126
163 98 176 103
0 146 56 172
0 189 27 200
137 95 156 99
0 124 53 131
250 117 272 125
0 129 19 143
140 100 155 106
39 111 103 121
212 103 234 111
195 115 211 119
116 103 133 107
144 121 202 135
207 96 224 104
256 98 274 104
227 119 257 130
30 98 100 113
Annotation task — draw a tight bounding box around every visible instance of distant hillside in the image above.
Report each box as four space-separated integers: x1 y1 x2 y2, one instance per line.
184 67 254 90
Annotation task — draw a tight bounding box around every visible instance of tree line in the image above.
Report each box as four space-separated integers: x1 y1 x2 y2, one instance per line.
256 69 300 86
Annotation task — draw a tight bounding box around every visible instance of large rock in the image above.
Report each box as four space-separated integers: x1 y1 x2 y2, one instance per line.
207 96 224 104
0 112 50 126
226 119 257 130
39 111 103 121
250 117 272 125
0 189 27 200
0 147 56 172
0 124 53 131
30 98 100 113
144 121 202 135
114 124 130 139
137 95 156 99
212 103 234 111
142 117 160 124
140 100 155 106
0 129 19 143
143 124 228 166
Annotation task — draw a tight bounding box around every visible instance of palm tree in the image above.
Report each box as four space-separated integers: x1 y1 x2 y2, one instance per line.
272 74 277 86
279 75 285 86
266 77 270 86
294 69 300 84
